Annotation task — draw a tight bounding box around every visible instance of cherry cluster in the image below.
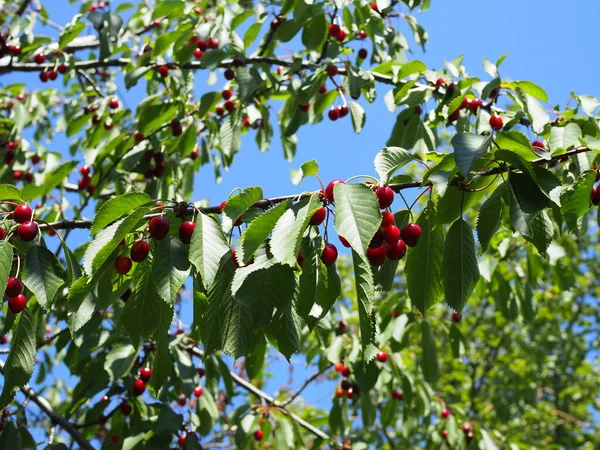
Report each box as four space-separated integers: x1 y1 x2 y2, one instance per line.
590 168 600 205
143 150 167 179
77 165 96 193
0 35 21 59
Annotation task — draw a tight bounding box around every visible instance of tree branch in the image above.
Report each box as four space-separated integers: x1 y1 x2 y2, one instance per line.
280 363 333 407
0 359 94 450
15 0 32 16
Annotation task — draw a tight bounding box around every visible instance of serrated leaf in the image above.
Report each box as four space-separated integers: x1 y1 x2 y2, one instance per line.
451 133 492 177
516 80 548 102
58 21 85 49
189 213 230 289
121 259 163 346
560 170 596 231
42 161 78 195
441 219 480 312
271 195 322 266
0 308 37 409
374 146 414 184
201 261 235 353
301 13 327 51
290 160 319 185
405 203 444 312
91 192 152 235
477 184 505 251
151 300 173 390
494 131 537 161
505 180 532 236
243 22 262 48
137 103 179 135
104 343 137 382
523 210 553 256
333 183 381 258
0 184 21 201
421 320 439 383
549 123 582 153
222 186 263 233
272 303 302 361
352 250 378 359
518 89 550 134
237 201 290 265
350 101 366 134
153 238 191 303
0 241 13 298
22 246 66 310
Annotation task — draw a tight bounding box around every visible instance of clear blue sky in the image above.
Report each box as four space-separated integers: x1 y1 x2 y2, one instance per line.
3 0 599 445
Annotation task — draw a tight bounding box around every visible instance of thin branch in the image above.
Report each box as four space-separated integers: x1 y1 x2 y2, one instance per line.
280 363 333 407
76 69 106 98
15 0 32 16
0 359 94 450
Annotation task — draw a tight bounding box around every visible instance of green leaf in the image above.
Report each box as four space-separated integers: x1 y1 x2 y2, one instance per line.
0 241 13 299
137 103 179 135
549 123 582 153
197 388 220 436
121 259 163 346
237 201 290 265
22 246 66 310
151 300 173 390
153 238 191 303
560 170 596 231
104 343 137 382
189 213 230 289
271 195 322 266
350 101 366 134
441 219 480 312
333 183 381 258
505 180 533 236
271 303 302 361
290 160 319 185
523 210 553 256
0 308 37 409
0 184 21 201
451 133 492 177
222 186 263 232
152 29 186 57
516 80 549 102
477 184 505 251
352 250 379 360
374 147 414 184
243 22 262 49
124 66 151 89
219 284 254 358
42 161 78 195
405 203 444 312
301 13 327 51
494 130 538 161
91 192 152 235
198 92 219 118
201 261 235 353
518 89 550 134
58 21 85 49
421 320 440 383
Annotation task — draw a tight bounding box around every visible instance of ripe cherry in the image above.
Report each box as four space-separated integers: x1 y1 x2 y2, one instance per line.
329 24 340 37
532 140 545 151
321 243 338 265
114 256 133 274
451 311 461 322
130 240 150 262
178 434 187 447
133 379 146 396
489 114 503 131
401 223 421 247
57 63 68 74
149 216 170 240
337 105 349 117
370 1 379 12
5 277 23 297
190 150 199 160
34 53 45 64
271 17 284 30
120 401 132 416
434 77 445 88
224 100 235 112
0 228 6 240
358 29 367 39
179 221 196 244
369 229 384 248
222 89 233 100
48 70 58 81
177 394 186 407
335 388 344 398
197 367 206 377
341 366 351 377
336 29 346 42
335 362 345 372
358 48 368 59
383 225 400 245
441 430 449 438
134 131 144 143
193 48 203 59
376 186 394 209
325 179 345 203
139 367 152 382
157 65 169 77
319 85 327 94
193 386 204 398
367 246 386 266
224 69 235 80
381 211 395 228
441 408 450 418
392 390 404 400
12 170 23 180
18 221 38 242
254 430 264 441
13 204 33 223
108 98 119 109
386 240 407 261
327 65 338 77
376 351 388 362
309 207 326 226
592 187 600 205
8 295 26 314
328 108 340 121
339 235 351 248
299 102 310 112
462 423 472 433
39 72 49 83
469 98 483 113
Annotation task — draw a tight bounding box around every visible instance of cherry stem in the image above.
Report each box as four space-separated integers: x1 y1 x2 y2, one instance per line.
314 175 325 193
409 185 432 210
414 159 431 171
344 175 379 184
463 174 500 193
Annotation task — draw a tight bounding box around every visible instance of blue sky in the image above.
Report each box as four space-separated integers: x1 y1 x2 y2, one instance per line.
3 0 600 445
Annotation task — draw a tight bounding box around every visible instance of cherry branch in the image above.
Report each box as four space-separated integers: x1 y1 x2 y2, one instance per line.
280 363 333 407
0 359 94 450
15 0 32 16
184 345 330 441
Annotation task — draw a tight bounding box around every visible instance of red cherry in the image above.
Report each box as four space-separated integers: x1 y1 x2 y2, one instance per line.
0 228 5 240
114 256 133 274
190 150 199 160
381 211 395 228
299 102 310 112
178 434 187 447
319 85 327 95
8 294 26 314
383 225 400 245
18 221 38 241
271 17 284 30
34 53 45 64
9 45 22 56
489 114 503 131
193 48 203 59
441 430 449 438
149 216 170 240
451 311 461 322
120 401 132 416
48 70 58 81
222 89 233 100
321 243 338 265
338 105 349 117
325 179 344 203
224 69 235 80
5 277 23 297
376 351 388 362
441 408 450 418
80 165 91 176
358 29 367 39
592 187 599 205
108 98 119 109
12 170 22 181
448 109 461 122
328 108 340 121
7 141 17 150
532 140 545 151
369 229 384 248
216 106 224 116
130 240 150 263
309 207 326 226
467 432 474 441
341 367 351 377
366 246 386 266
401 223 421 247
336 29 346 42
335 388 344 398
139 367 152 382
219 201 227 213
31 155 41 164
327 65 338 77
434 77 445 88
254 430 264 441
335 362 345 373
358 48 368 59
197 367 206 377
392 390 404 400
193 386 204 398
329 24 340 37
133 379 146 396
134 131 144 143
376 186 394 209
179 221 196 244
157 65 169 77
370 1 379 12
339 235 351 248
469 98 483 113
57 63 68 74
177 394 186 407
13 204 33 224
386 240 407 261
462 423 472 433
224 100 235 112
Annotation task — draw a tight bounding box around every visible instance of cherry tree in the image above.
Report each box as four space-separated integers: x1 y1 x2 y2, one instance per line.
0 0 598 449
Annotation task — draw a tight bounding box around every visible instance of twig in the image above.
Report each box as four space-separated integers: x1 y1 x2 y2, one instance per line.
280 363 333 407
0 359 94 450
76 69 106 98
15 0 32 16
